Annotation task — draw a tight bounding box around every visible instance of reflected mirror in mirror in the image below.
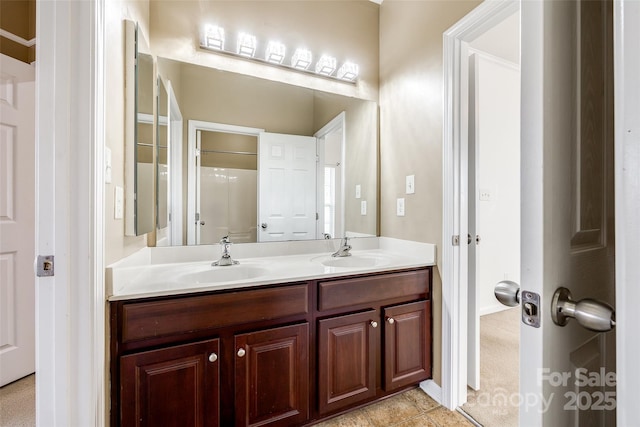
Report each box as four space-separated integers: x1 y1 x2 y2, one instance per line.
125 20 155 236
156 57 378 246
156 76 169 245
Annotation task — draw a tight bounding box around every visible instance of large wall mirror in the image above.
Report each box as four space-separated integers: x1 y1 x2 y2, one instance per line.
124 20 155 236
155 57 378 246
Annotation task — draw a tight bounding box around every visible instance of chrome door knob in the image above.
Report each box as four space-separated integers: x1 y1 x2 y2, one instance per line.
494 280 521 307
237 348 246 358
261 223 268 229
208 353 218 363
551 287 615 332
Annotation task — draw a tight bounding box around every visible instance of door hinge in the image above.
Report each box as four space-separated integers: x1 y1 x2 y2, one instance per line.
195 148 201 157
452 235 460 246
36 255 55 277
316 154 320 163
195 212 200 221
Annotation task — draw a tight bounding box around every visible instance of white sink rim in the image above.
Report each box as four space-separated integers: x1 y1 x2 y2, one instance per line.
175 264 269 285
311 253 391 268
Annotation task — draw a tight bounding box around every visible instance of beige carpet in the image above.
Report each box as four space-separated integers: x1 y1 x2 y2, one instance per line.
0 374 35 427
461 307 520 427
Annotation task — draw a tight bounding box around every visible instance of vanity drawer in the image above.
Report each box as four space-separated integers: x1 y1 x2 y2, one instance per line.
121 284 309 343
318 269 430 311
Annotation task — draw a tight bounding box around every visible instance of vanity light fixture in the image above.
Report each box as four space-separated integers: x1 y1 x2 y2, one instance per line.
237 32 257 57
315 55 337 76
199 26 358 84
337 61 359 82
291 48 313 70
204 25 225 50
265 41 286 64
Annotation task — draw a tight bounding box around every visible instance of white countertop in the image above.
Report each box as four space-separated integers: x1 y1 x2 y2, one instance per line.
107 237 436 301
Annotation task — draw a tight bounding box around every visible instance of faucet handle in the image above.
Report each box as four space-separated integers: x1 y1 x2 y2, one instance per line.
220 236 231 244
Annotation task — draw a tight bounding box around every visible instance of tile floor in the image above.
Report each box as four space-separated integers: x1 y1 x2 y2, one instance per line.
311 388 476 427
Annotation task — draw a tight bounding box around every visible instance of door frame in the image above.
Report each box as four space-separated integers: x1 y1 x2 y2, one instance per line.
441 0 519 410
35 0 106 425
613 1 640 424
186 120 264 245
314 111 346 240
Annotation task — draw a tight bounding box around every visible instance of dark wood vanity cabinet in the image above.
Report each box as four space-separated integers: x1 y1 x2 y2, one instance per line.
318 310 378 415
119 338 220 427
110 267 432 427
235 323 309 427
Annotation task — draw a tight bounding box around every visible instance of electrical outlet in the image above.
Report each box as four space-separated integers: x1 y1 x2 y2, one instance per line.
361 200 367 215
396 198 405 216
406 175 415 194
355 184 361 199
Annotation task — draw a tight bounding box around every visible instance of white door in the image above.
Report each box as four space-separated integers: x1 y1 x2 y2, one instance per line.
167 81 183 246
258 132 317 241
520 1 616 425
467 52 521 391
0 54 36 386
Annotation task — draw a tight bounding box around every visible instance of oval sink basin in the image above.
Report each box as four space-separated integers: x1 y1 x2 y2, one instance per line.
316 254 389 268
176 265 268 285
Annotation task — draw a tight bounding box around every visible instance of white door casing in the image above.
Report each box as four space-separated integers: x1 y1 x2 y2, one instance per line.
258 132 317 242
0 54 35 387
613 1 640 425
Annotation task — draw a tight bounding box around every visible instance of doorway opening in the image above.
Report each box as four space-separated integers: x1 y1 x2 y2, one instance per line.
460 11 522 426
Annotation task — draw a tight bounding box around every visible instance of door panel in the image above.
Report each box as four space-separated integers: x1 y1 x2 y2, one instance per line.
318 310 377 414
258 132 317 241
0 54 35 386
520 1 615 425
235 323 309 427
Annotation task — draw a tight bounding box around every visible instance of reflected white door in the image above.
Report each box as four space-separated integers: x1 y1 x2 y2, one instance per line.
258 132 317 241
0 54 35 386
520 1 615 425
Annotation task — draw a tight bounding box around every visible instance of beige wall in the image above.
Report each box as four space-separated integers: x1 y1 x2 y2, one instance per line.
379 0 481 386
0 0 36 63
104 0 151 266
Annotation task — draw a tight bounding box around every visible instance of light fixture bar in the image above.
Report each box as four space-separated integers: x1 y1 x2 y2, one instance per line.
199 27 357 84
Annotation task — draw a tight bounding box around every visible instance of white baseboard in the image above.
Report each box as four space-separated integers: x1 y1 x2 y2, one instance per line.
419 380 442 404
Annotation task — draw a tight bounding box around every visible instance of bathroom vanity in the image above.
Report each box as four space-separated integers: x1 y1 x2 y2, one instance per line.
108 239 435 426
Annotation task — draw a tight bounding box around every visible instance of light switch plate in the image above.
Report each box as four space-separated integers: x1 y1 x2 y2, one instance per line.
406 175 415 194
114 186 124 219
355 184 361 199
361 200 367 215
479 188 492 201
396 198 405 216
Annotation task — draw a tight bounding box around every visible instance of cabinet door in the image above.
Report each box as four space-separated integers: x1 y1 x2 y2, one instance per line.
383 300 431 391
318 310 377 415
120 338 220 427
235 323 309 427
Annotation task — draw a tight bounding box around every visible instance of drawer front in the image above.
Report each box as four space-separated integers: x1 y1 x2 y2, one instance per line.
318 269 430 311
121 284 308 343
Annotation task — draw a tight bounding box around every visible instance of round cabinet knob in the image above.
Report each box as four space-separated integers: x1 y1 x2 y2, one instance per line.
237 348 246 358
370 321 378 328
386 317 395 325
208 353 218 363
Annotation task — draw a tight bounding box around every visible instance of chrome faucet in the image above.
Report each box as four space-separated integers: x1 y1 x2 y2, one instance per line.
212 236 239 266
331 237 352 257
